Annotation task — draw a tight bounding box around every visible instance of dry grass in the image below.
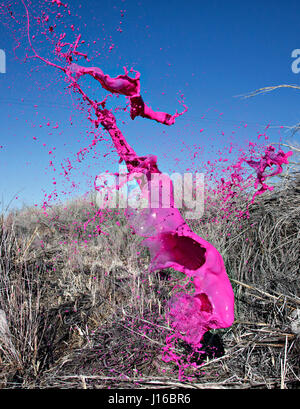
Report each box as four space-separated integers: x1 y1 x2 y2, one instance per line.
0 172 299 389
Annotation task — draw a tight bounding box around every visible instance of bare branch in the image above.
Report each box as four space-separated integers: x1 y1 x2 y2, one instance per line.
237 84 300 99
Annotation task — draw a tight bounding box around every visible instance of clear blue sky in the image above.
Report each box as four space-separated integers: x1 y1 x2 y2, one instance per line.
0 0 299 210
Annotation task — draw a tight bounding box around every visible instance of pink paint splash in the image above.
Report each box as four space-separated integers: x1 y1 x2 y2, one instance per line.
134 208 234 346
243 145 293 202
211 143 293 220
67 63 187 126
6 0 292 375
19 0 233 350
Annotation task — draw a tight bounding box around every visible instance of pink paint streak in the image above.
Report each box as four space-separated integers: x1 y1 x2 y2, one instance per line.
67 63 187 126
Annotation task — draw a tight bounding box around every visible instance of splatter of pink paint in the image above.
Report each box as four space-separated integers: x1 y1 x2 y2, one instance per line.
4 0 292 374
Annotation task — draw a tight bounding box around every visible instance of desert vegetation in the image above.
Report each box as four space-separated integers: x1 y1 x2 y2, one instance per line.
0 151 299 389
